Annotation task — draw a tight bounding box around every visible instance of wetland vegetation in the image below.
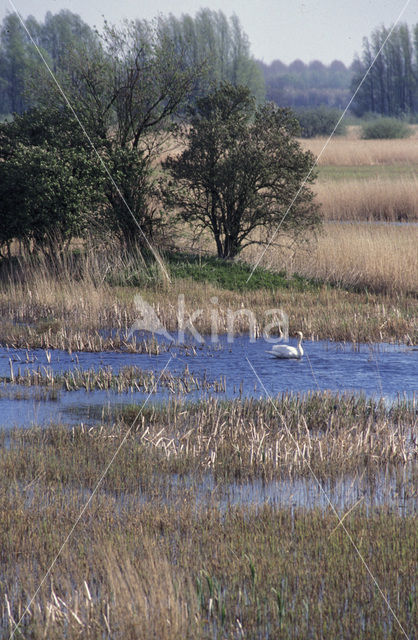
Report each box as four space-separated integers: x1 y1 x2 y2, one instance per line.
0 9 417 640
1 122 417 639
0 394 416 639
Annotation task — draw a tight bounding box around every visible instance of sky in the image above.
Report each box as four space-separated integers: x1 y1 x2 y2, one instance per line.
1 0 417 66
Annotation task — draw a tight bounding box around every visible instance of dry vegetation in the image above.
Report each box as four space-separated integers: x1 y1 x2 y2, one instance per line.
300 126 418 221
3 362 226 394
0 395 416 639
0 251 416 346
300 125 418 165
315 178 418 221
2 394 417 482
246 222 418 298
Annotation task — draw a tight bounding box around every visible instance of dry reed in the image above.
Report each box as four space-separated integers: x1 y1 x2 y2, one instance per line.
3 363 226 394
301 134 418 166
1 268 416 346
245 222 418 298
315 178 418 221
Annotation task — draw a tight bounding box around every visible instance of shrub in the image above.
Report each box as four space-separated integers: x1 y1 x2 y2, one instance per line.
295 106 346 138
361 118 413 139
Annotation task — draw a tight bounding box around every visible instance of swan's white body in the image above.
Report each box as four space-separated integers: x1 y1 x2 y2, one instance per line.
267 332 304 359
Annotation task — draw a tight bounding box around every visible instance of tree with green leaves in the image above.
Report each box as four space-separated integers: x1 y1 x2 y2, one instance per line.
162 84 320 259
158 9 265 104
351 23 418 116
0 13 30 114
0 107 104 255
26 17 202 247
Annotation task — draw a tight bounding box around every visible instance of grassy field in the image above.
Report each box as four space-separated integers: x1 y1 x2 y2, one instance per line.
300 126 418 165
315 178 418 221
245 222 418 296
302 126 418 221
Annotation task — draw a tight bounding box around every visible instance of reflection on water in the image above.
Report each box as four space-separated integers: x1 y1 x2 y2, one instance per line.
0 335 416 428
19 466 416 516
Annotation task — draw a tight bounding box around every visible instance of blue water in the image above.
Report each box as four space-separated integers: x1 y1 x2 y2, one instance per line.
0 335 416 428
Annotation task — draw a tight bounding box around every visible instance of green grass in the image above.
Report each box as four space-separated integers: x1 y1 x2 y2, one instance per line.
164 251 319 292
318 164 418 181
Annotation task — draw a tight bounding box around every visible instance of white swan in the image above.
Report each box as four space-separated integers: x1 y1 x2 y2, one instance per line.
267 331 304 359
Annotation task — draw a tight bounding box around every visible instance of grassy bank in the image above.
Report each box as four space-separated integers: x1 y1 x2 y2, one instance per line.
0 239 416 349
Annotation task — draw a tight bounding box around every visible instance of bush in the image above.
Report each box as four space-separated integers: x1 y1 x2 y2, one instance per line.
361 118 413 139
295 106 346 138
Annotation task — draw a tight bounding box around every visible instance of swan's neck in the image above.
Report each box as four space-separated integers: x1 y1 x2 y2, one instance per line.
297 336 303 355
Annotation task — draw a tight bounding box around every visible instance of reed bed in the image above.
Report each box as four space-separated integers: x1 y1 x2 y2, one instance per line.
1 394 416 639
1 275 416 346
246 222 418 299
315 177 418 221
0 489 415 639
301 134 418 165
0 324 173 353
0 224 416 347
3 363 226 394
3 394 416 485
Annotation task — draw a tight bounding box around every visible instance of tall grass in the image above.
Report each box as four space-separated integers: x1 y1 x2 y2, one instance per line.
244 222 418 298
1 394 416 638
0 486 416 638
291 222 417 296
315 177 418 221
0 236 416 346
3 394 416 485
301 134 418 165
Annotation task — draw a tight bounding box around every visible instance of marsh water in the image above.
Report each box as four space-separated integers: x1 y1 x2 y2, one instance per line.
0 334 416 514
0 335 416 428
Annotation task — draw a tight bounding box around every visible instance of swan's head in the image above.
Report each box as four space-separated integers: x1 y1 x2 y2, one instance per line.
296 331 303 339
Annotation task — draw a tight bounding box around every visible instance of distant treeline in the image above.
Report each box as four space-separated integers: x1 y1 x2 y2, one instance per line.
1 11 418 119
0 8 264 117
350 23 418 117
258 58 352 109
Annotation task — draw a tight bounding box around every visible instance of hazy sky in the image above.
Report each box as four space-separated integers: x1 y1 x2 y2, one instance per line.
1 0 417 65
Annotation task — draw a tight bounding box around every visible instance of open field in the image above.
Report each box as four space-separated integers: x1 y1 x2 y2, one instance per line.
299 127 418 221
318 164 417 180
1 394 416 639
300 128 418 221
